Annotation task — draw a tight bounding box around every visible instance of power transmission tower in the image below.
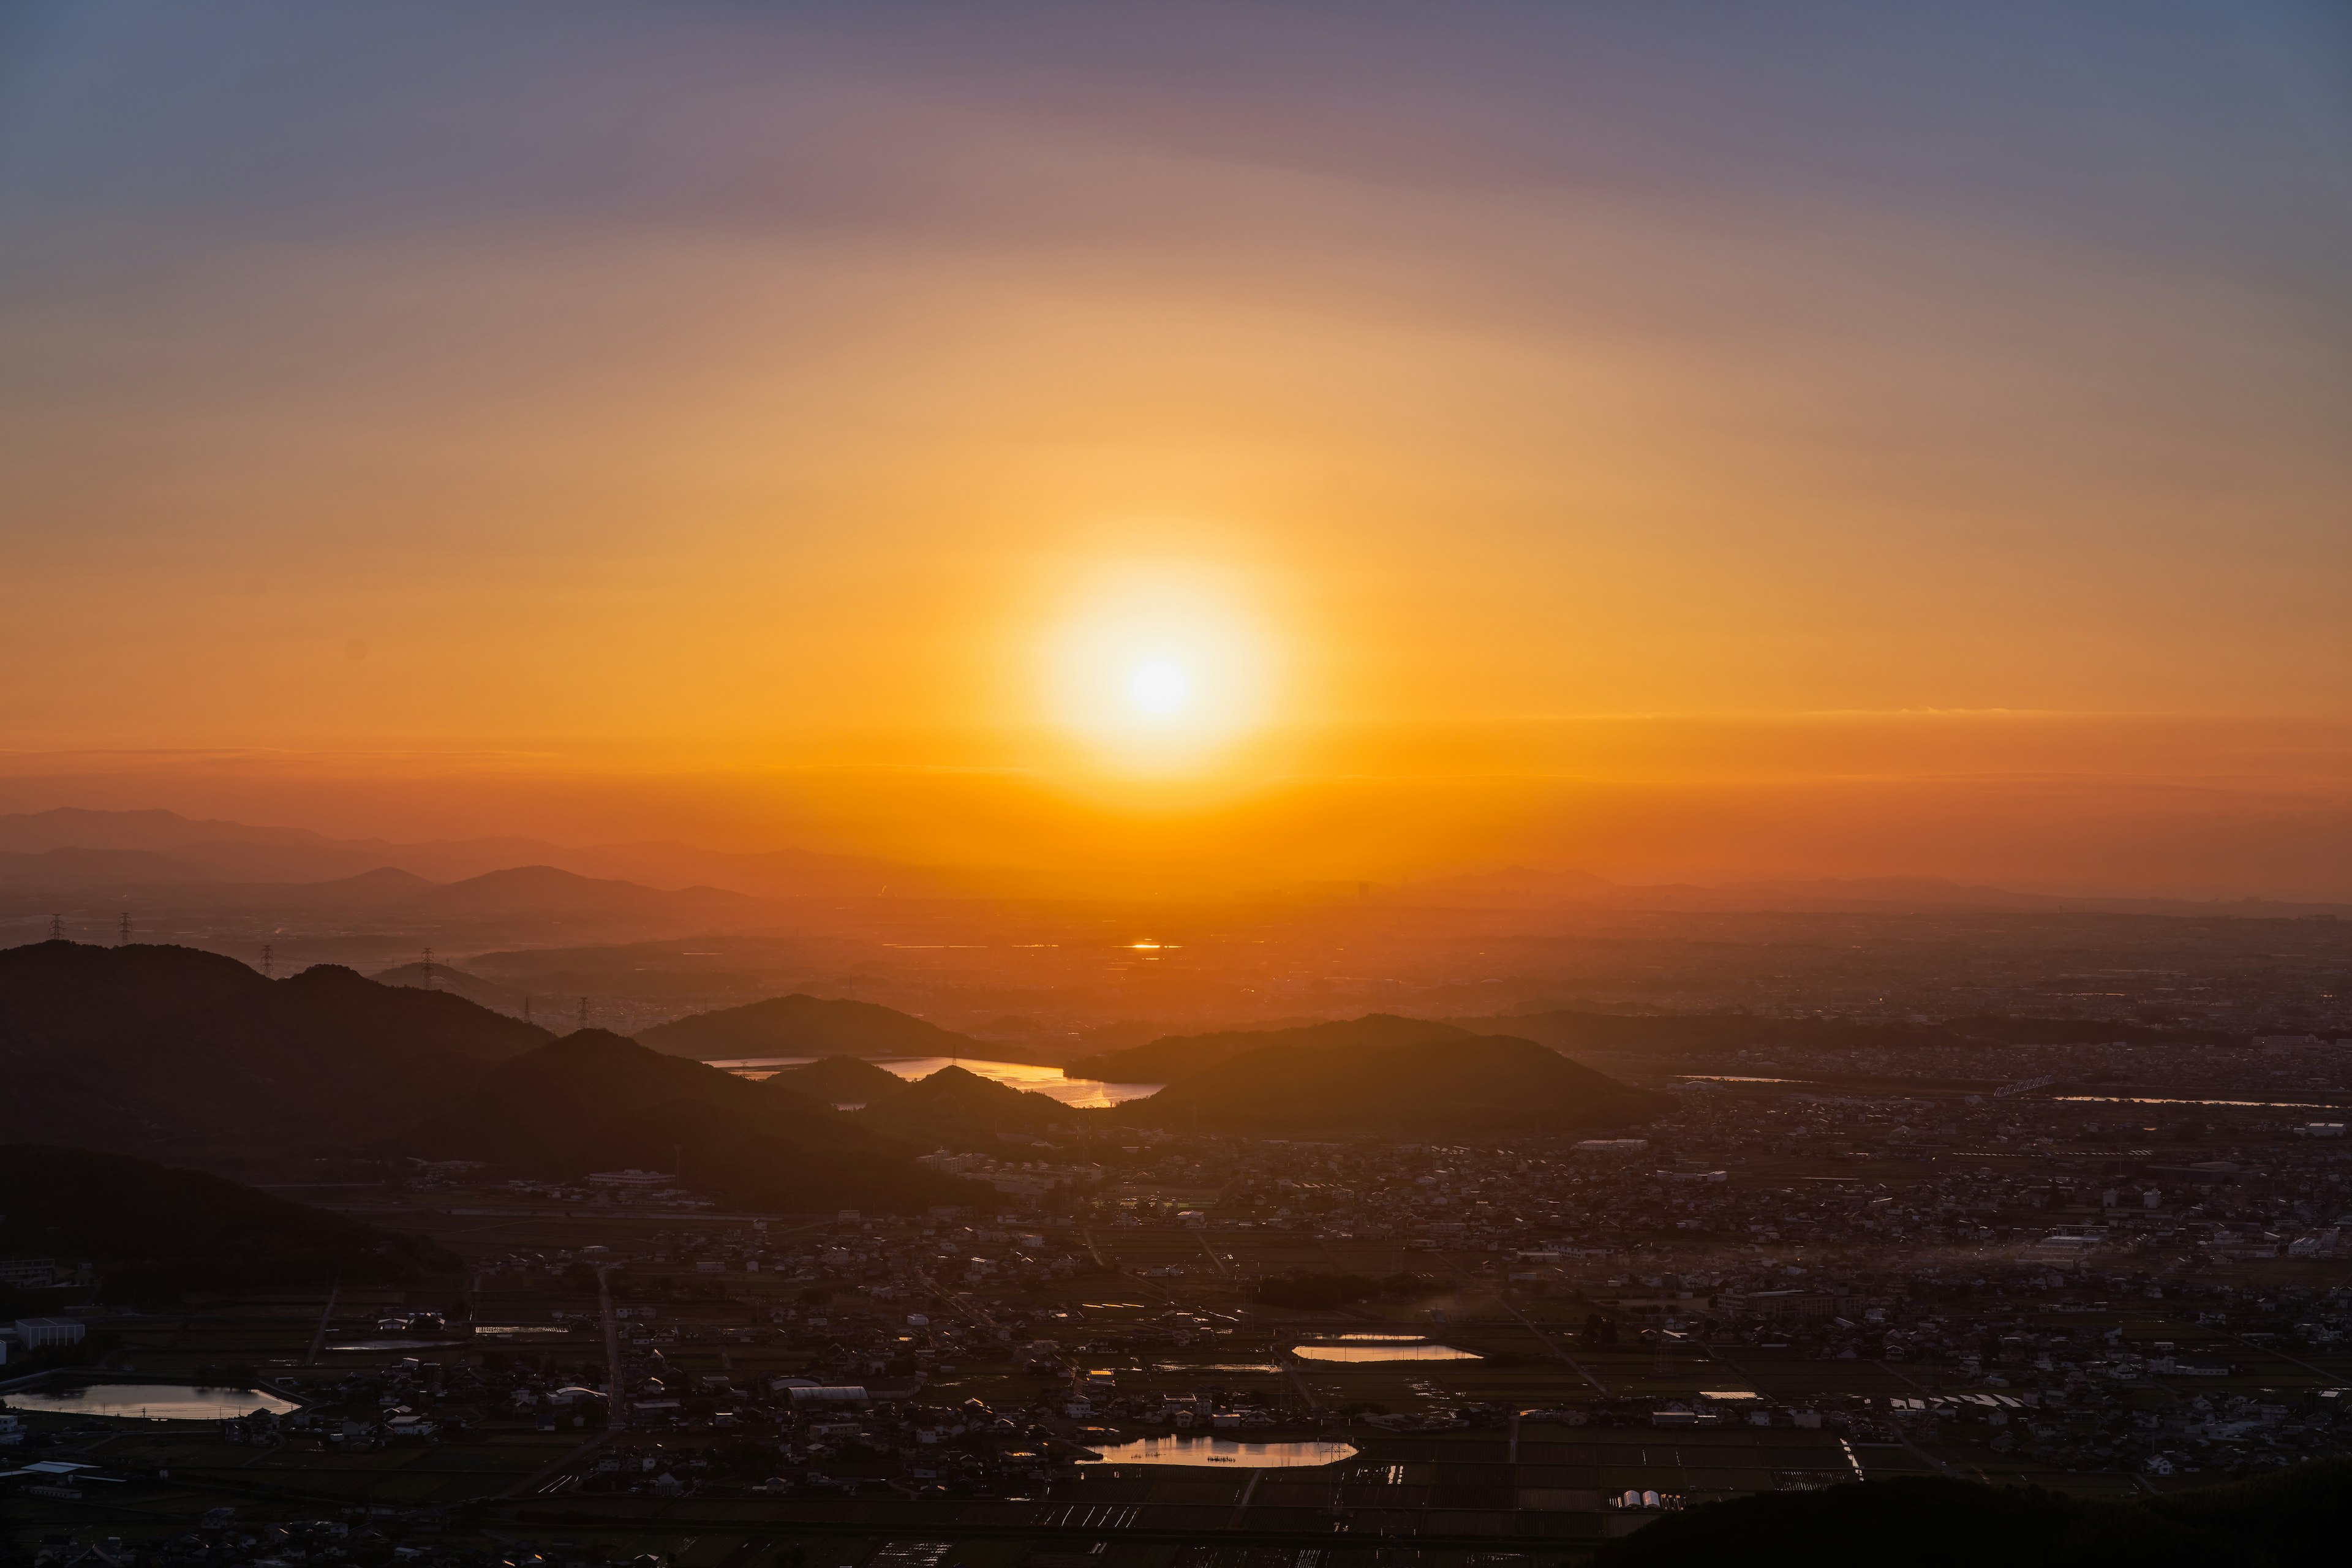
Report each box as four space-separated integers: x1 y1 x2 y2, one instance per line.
421 946 436 990
118 911 130 946
262 943 274 978
578 995 589 1030
49 913 63 940
522 995 532 1025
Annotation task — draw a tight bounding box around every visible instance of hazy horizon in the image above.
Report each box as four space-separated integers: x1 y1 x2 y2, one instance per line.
6 1 2350 896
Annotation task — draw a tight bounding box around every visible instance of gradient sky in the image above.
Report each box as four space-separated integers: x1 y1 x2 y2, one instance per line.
2 2 2349 890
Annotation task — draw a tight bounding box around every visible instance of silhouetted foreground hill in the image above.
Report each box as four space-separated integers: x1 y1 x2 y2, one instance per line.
1597 1465 2352 1567
0 940 551 1144
636 992 989 1060
764 1055 911 1104
1068 1013 1468 1083
0 1144 448 1300
0 943 998 1214
852 1063 1079 1148
393 1031 991 1213
1120 1025 1664 1133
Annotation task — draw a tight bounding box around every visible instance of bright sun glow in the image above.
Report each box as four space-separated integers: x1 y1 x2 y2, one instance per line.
1129 660 1188 713
1044 568 1274 773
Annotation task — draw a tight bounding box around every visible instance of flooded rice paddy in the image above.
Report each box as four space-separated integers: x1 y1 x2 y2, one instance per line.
1078 1434 1358 1468
9 1382 300 1420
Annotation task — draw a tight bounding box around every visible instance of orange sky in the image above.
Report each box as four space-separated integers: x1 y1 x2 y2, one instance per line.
2 4 2348 895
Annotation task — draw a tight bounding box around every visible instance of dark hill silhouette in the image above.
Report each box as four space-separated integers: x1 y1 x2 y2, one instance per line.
1121 1026 1664 1134
636 992 989 1061
126 963 555 1136
0 941 997 1213
0 941 549 1149
852 1063 1079 1148
390 1030 987 1213
1068 1012 1472 1084
0 1143 448 1300
762 1055 911 1105
0 939 268 1048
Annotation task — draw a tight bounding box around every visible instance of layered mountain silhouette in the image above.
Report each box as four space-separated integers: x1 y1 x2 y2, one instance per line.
0 1144 449 1300
0 806 987 897
1116 1018 1665 1133
9 805 2350 916
763 1054 911 1105
850 1062 1080 1148
0 940 548 1144
393 1030 987 1213
635 992 990 1060
0 942 993 1213
1068 1012 1470 1083
370 957 529 1012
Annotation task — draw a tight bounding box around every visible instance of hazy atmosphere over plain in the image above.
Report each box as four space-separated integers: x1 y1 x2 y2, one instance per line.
3 1 2349 893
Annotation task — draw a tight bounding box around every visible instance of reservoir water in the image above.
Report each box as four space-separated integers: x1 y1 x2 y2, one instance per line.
8 1382 299 1420
710 1054 1163 1109
1292 1342 1480 1363
1078 1434 1358 1468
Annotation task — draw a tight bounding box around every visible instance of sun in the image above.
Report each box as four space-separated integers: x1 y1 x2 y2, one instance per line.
1043 570 1273 772
1129 659 1189 714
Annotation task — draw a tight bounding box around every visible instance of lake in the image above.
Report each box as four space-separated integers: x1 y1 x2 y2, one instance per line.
709 1054 1163 1109
8 1382 300 1420
1078 1434 1358 1468
1292 1342 1480 1362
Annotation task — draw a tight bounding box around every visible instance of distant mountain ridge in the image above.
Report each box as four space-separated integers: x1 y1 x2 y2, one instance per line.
9 807 2347 914
1387 865 2352 916
0 806 994 897
635 992 1000 1061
